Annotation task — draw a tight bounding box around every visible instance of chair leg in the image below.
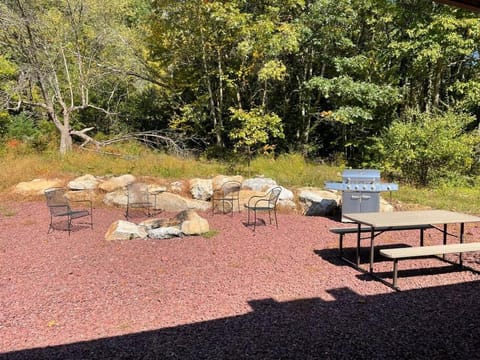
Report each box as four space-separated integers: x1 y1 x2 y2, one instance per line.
67 215 72 236
253 209 257 231
47 215 54 234
273 209 278 228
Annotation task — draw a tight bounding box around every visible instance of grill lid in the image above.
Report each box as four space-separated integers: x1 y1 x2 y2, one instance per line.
325 168 398 192
342 169 380 183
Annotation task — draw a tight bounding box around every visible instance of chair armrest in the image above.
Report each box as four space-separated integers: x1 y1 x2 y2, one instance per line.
71 198 92 211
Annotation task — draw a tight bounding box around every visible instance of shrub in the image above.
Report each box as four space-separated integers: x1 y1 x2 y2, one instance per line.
370 111 480 186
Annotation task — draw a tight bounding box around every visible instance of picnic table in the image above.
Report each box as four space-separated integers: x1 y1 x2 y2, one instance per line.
341 210 480 289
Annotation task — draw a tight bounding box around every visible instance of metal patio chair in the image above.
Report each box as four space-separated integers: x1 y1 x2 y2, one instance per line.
44 187 93 235
244 186 282 231
125 182 158 220
212 180 241 216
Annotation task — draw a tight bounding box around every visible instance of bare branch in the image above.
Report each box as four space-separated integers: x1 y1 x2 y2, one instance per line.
73 129 206 158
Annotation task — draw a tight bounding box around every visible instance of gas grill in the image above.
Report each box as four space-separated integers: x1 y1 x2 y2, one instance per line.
325 169 398 221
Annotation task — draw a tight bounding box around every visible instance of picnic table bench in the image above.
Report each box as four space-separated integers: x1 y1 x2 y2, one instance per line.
380 242 480 289
330 224 433 260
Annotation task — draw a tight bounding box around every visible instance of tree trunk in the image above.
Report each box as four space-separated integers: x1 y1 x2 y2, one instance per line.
59 127 73 155
50 108 73 155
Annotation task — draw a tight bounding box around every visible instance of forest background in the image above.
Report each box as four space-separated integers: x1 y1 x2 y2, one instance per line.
1 0 480 192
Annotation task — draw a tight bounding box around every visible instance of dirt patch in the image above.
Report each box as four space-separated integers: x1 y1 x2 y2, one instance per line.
1 201 480 359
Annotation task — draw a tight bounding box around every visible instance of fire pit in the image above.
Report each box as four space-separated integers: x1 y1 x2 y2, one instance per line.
325 169 398 221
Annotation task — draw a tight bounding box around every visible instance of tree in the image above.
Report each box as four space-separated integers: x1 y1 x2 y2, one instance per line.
228 106 285 171
148 0 303 149
388 0 480 114
293 0 400 161
0 0 149 154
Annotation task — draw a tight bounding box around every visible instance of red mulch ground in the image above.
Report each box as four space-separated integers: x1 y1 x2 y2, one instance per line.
1 201 480 359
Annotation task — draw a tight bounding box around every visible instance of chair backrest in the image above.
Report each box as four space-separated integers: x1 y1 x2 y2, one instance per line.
44 187 71 216
221 181 241 197
267 186 282 207
127 182 151 205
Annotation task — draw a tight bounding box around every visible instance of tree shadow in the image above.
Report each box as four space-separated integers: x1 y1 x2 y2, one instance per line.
2 281 480 359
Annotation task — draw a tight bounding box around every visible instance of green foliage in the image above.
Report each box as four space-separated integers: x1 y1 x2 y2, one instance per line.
229 107 285 151
202 229 220 239
2 0 480 175
371 111 480 186
2 114 58 152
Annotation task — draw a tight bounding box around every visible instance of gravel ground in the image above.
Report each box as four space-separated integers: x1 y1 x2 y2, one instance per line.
1 201 480 359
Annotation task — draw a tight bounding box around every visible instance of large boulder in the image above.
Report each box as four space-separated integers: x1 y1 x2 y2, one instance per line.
175 210 210 235
68 174 99 190
212 175 244 190
103 188 128 207
189 178 213 201
242 177 277 191
154 192 211 212
14 178 64 196
148 227 183 239
297 187 340 216
99 174 136 192
105 220 148 241
380 197 394 212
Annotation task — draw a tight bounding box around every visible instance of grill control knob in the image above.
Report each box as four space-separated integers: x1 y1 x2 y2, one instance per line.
354 185 359 190
346 185 351 190
371 185 375 191
386 186 391 190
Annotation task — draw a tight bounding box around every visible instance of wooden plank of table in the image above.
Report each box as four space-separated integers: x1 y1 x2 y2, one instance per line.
343 210 480 228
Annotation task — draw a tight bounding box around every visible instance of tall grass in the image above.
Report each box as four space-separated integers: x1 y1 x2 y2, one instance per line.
2 148 480 214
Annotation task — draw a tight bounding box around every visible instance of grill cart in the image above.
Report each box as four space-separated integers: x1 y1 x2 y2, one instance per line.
325 169 398 222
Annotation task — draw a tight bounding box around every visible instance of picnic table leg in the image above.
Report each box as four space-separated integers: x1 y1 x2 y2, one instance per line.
339 234 344 258
356 223 361 267
420 228 424 247
459 222 465 266
443 224 448 260
369 228 375 273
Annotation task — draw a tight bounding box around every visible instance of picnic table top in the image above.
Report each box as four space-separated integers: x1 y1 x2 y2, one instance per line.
343 210 480 228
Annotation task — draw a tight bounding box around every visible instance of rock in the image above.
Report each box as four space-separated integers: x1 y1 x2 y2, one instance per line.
297 187 340 216
103 188 128 207
168 180 187 194
278 199 297 212
139 217 181 230
380 197 394 212
154 192 210 212
14 178 64 196
68 174 99 190
98 174 136 192
242 177 278 191
212 175 244 190
277 186 294 201
175 210 210 235
239 189 263 208
148 227 183 239
105 220 148 240
65 189 93 202
189 178 213 201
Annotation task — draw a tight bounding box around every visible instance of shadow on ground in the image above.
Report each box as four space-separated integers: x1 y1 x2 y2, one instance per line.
2 281 480 359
